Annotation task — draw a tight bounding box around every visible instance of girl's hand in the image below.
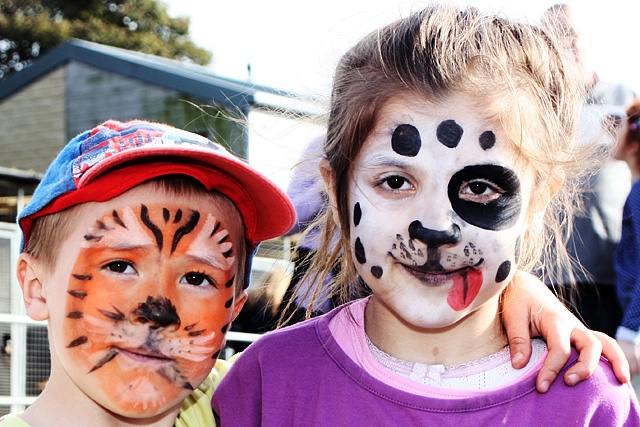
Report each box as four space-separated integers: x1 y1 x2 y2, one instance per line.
501 271 630 393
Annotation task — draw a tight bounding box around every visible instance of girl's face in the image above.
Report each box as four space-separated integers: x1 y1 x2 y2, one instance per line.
347 93 537 330
44 184 246 417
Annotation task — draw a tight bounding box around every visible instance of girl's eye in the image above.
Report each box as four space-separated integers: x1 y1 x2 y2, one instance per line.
182 272 216 288
104 261 136 274
381 175 411 191
459 179 504 203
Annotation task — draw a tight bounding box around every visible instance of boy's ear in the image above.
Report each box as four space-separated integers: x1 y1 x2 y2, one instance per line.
319 159 340 226
230 290 248 322
16 253 50 321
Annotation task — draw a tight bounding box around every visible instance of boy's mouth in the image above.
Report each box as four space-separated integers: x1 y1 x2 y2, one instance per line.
118 347 173 365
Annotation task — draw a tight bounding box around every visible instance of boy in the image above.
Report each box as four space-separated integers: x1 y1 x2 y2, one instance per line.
1 119 295 426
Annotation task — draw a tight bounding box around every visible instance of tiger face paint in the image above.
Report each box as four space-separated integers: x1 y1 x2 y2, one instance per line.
348 93 536 331
44 184 245 416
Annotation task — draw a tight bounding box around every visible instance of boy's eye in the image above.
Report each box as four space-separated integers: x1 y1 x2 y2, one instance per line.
459 179 504 203
381 175 411 191
104 261 136 274
181 272 216 288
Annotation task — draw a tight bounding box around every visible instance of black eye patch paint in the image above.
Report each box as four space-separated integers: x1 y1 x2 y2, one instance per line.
479 131 496 150
391 124 421 157
436 120 463 148
448 165 522 231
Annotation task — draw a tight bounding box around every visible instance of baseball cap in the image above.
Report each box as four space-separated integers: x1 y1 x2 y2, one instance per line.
18 119 296 287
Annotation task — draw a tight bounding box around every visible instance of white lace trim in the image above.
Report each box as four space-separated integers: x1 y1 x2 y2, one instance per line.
367 336 547 390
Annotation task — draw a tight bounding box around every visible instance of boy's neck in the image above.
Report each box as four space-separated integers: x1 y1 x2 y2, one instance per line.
364 296 507 367
21 366 182 427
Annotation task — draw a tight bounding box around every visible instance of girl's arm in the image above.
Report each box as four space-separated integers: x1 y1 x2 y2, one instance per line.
501 271 630 393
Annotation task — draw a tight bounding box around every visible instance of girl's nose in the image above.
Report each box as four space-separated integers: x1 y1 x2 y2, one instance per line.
408 220 461 248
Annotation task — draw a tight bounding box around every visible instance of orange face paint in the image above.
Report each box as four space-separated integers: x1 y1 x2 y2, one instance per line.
63 203 238 413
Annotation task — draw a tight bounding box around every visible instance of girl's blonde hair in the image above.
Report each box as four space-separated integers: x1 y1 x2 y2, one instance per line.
293 4 595 317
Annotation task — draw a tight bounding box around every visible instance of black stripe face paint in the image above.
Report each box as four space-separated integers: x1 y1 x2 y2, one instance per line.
448 165 522 231
391 124 422 157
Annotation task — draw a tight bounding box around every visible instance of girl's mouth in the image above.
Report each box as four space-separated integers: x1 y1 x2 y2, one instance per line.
402 259 484 311
402 258 484 285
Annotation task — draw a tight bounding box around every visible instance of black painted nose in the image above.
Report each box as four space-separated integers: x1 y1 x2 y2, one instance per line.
408 220 461 247
131 296 181 329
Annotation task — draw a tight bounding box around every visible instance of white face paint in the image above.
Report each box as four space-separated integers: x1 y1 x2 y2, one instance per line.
349 93 536 330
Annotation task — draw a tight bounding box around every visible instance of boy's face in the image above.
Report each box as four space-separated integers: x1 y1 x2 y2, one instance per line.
43 184 246 416
346 93 537 331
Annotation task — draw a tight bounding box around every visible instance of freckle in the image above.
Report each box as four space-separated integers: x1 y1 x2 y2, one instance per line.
189 340 194 345
432 347 439 357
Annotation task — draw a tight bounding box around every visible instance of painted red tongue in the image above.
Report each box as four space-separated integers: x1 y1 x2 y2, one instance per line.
447 269 483 311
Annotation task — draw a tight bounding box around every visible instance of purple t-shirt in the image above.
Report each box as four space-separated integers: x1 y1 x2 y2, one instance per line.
212 304 640 426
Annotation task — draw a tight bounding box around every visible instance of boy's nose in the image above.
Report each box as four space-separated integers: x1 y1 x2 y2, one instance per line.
408 220 461 248
130 295 181 331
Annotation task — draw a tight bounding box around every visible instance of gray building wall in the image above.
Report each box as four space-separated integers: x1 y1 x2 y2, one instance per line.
0 67 66 173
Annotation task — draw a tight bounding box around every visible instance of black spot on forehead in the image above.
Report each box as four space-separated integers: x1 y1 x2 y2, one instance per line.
479 131 496 150
436 120 463 148
391 124 421 157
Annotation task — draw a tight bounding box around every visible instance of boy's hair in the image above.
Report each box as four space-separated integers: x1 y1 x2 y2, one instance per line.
25 176 247 286
19 120 295 288
299 5 593 313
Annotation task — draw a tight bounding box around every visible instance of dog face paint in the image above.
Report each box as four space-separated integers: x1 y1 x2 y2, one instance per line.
348 93 534 329
45 185 244 416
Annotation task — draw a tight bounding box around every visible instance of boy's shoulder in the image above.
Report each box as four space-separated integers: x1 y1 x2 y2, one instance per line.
175 358 233 427
0 413 29 427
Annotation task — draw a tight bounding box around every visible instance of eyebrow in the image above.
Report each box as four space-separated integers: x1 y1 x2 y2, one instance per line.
360 152 412 169
184 252 229 270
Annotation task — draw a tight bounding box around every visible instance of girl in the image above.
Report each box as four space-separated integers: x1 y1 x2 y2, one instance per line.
212 5 639 425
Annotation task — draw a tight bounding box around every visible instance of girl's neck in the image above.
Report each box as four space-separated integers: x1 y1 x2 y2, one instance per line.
363 296 507 366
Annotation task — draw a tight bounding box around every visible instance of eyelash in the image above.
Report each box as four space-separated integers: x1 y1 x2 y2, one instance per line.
103 260 136 274
375 174 413 192
459 179 505 202
181 271 217 288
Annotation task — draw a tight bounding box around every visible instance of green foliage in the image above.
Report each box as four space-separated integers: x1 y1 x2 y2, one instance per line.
0 0 212 79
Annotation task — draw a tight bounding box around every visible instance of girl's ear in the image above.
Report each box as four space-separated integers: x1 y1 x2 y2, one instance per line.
319 158 340 226
16 253 50 321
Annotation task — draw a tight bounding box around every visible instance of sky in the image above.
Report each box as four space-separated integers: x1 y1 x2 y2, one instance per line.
164 0 640 97
162 0 640 190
